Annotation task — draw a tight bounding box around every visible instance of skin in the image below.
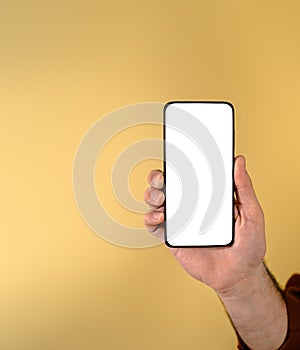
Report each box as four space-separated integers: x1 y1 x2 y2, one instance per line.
144 155 288 350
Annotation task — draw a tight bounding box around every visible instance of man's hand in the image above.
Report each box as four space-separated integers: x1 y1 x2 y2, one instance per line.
144 155 287 350
144 155 266 294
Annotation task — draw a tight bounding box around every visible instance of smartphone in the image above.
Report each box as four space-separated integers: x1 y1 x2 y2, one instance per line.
163 101 235 247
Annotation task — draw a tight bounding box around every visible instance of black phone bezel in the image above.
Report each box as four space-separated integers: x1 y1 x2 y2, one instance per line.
163 100 235 248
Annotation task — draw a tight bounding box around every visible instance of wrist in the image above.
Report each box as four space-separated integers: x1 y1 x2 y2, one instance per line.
216 262 271 301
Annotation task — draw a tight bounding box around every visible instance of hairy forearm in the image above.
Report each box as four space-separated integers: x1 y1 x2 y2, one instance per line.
217 263 288 350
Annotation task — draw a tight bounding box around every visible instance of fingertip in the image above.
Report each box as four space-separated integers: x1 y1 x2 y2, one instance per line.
144 209 164 226
234 155 246 174
148 169 164 189
234 155 261 214
152 211 164 223
240 155 246 169
147 169 163 185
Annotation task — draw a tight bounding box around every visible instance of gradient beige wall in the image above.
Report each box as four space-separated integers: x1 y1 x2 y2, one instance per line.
1 1 300 349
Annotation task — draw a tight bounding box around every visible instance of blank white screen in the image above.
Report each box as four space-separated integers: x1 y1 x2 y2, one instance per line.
164 102 234 246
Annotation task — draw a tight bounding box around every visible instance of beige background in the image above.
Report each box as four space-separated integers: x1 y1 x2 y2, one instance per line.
1 1 300 349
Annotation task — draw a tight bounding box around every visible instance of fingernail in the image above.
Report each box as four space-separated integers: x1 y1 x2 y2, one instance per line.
151 173 163 186
152 179 163 188
153 212 162 220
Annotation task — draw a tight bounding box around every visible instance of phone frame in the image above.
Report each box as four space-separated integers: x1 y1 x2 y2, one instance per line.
163 101 235 248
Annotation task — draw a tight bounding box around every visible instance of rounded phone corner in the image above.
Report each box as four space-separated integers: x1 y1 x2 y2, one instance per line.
163 101 177 114
224 235 235 247
164 238 176 248
221 101 235 115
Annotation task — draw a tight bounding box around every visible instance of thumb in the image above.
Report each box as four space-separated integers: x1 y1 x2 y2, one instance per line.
234 155 260 213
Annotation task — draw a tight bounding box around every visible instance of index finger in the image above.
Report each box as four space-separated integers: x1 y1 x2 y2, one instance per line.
147 169 164 190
